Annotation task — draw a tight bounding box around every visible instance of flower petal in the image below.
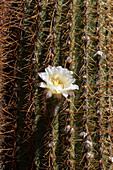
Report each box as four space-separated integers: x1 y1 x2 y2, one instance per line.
61 84 79 92
70 71 73 74
46 80 60 93
38 82 47 88
68 91 75 98
45 65 53 75
70 84 79 90
62 92 68 98
38 72 48 82
46 91 52 98
68 78 76 84
56 66 63 73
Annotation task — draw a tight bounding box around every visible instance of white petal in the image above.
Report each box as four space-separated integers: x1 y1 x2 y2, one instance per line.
62 68 69 74
43 79 60 94
38 82 47 88
46 80 59 92
54 86 61 94
63 68 73 75
68 91 75 98
56 66 63 73
46 91 52 98
50 66 55 73
68 78 76 84
63 72 73 79
70 71 73 74
70 84 79 90
56 66 62 70
62 92 68 98
48 65 52 68
54 86 62 94
61 84 79 91
45 65 53 75
55 66 66 75
38 72 48 81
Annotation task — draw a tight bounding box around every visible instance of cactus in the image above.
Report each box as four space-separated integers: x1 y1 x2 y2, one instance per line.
0 0 112 169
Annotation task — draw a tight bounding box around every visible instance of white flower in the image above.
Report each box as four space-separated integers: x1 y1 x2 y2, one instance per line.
38 65 79 98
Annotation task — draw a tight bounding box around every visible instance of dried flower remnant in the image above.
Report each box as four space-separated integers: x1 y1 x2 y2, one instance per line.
85 140 93 149
94 51 103 57
108 157 113 163
86 152 94 159
80 132 87 138
38 65 79 98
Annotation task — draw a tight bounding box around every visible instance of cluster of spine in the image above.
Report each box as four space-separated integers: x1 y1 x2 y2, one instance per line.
48 1 58 167
106 36 112 167
24 55 36 166
63 0 73 169
0 35 5 170
48 124 54 170
105 2 113 168
1 4 5 168
64 104 74 169
95 1 103 169
80 1 94 169
41 1 58 169
82 1 88 169
15 1 42 168
24 0 41 157
47 0 58 66
1 1 24 168
34 1 53 169
64 0 72 68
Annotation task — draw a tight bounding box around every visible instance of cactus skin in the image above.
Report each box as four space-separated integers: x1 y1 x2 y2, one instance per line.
0 0 112 169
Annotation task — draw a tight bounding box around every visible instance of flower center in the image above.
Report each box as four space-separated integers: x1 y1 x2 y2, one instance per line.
50 73 65 89
53 78 64 88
